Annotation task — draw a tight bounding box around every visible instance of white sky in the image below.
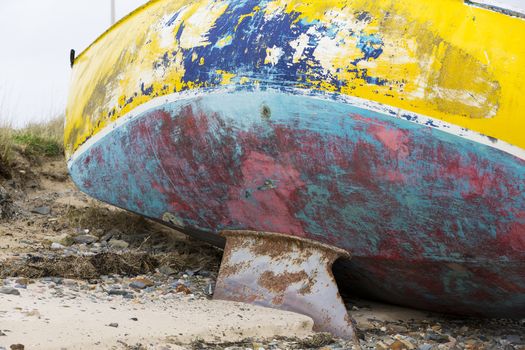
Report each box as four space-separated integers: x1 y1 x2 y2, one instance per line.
0 0 147 127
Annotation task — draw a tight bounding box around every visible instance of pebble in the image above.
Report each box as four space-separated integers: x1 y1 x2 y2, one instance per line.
73 234 98 245
15 278 28 286
418 345 433 350
0 287 20 296
108 289 130 296
175 284 192 295
130 277 154 289
51 242 65 250
108 239 129 249
108 323 118 328
129 281 147 289
31 206 50 215
158 265 175 276
48 233 72 246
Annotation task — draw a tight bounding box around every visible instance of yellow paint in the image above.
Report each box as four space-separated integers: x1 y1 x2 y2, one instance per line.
216 70 236 85
215 35 233 48
65 0 525 159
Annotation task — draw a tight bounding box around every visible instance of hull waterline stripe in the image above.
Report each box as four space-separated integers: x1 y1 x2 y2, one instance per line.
67 87 525 169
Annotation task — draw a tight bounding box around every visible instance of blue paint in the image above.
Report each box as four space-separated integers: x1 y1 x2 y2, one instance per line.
355 33 384 62
69 89 525 317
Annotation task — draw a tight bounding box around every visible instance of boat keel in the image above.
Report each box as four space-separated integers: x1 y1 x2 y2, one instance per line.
213 230 358 343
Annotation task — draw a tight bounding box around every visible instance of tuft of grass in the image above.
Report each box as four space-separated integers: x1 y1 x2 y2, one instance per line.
13 116 64 157
0 120 14 178
0 124 13 164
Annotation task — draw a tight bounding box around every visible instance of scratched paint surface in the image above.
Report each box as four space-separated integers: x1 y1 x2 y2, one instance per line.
65 0 525 158
69 91 525 316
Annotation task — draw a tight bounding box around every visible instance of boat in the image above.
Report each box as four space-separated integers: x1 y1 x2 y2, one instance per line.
65 0 525 326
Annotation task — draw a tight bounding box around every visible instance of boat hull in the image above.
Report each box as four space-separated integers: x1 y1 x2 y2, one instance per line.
69 90 525 317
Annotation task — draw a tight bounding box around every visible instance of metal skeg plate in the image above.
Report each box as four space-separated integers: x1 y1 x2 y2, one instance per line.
213 230 359 343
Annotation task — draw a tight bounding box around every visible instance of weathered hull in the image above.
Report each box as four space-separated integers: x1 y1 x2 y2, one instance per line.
69 90 525 317
65 0 525 317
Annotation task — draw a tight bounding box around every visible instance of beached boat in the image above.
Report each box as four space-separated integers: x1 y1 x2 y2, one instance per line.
65 0 525 325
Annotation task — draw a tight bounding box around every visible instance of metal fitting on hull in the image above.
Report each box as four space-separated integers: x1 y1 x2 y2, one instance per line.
213 230 359 343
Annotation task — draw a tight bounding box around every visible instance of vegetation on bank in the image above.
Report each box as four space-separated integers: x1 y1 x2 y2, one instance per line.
0 116 64 166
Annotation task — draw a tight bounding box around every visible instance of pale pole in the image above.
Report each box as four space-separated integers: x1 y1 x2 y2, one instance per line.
110 0 116 25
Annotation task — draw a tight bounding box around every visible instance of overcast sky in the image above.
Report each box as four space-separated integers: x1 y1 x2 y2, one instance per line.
0 0 147 127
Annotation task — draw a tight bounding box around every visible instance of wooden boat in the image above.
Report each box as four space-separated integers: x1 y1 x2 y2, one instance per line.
65 0 525 320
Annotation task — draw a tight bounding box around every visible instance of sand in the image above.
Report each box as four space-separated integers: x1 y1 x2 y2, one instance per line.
0 281 313 349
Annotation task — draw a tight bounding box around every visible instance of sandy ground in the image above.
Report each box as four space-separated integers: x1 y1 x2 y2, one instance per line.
0 280 312 349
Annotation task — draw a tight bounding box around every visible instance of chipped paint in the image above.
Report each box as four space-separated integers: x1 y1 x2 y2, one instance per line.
66 0 525 317
66 0 525 159
68 90 525 317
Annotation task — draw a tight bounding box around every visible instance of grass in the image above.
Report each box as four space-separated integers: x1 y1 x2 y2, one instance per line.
0 116 64 167
0 123 13 164
13 116 64 157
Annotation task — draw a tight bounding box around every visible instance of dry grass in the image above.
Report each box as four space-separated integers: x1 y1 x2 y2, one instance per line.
0 120 14 165
0 115 64 177
0 252 159 280
13 115 64 157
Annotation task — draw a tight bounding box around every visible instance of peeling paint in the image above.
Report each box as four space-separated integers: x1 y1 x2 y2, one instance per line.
69 90 525 317
65 0 525 158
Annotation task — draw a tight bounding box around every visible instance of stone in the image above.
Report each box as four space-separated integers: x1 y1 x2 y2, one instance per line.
506 335 523 345
129 281 146 289
198 270 212 277
390 325 409 333
391 340 410 350
175 284 191 294
9 345 24 350
99 232 113 242
158 265 175 276
48 233 72 246
418 345 433 350
399 339 416 350
203 283 214 296
130 277 154 289
108 323 118 328
376 342 389 350
426 332 450 343
15 278 28 286
252 343 265 350
50 242 65 250
108 239 129 249
31 206 51 215
73 234 98 245
108 289 129 296
0 287 20 296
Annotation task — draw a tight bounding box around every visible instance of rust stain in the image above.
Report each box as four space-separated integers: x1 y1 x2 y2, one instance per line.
258 270 309 294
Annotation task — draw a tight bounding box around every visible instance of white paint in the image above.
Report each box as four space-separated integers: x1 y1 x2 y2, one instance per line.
178 1 228 49
468 0 525 15
264 46 284 66
289 33 310 64
67 86 525 169
312 37 343 73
